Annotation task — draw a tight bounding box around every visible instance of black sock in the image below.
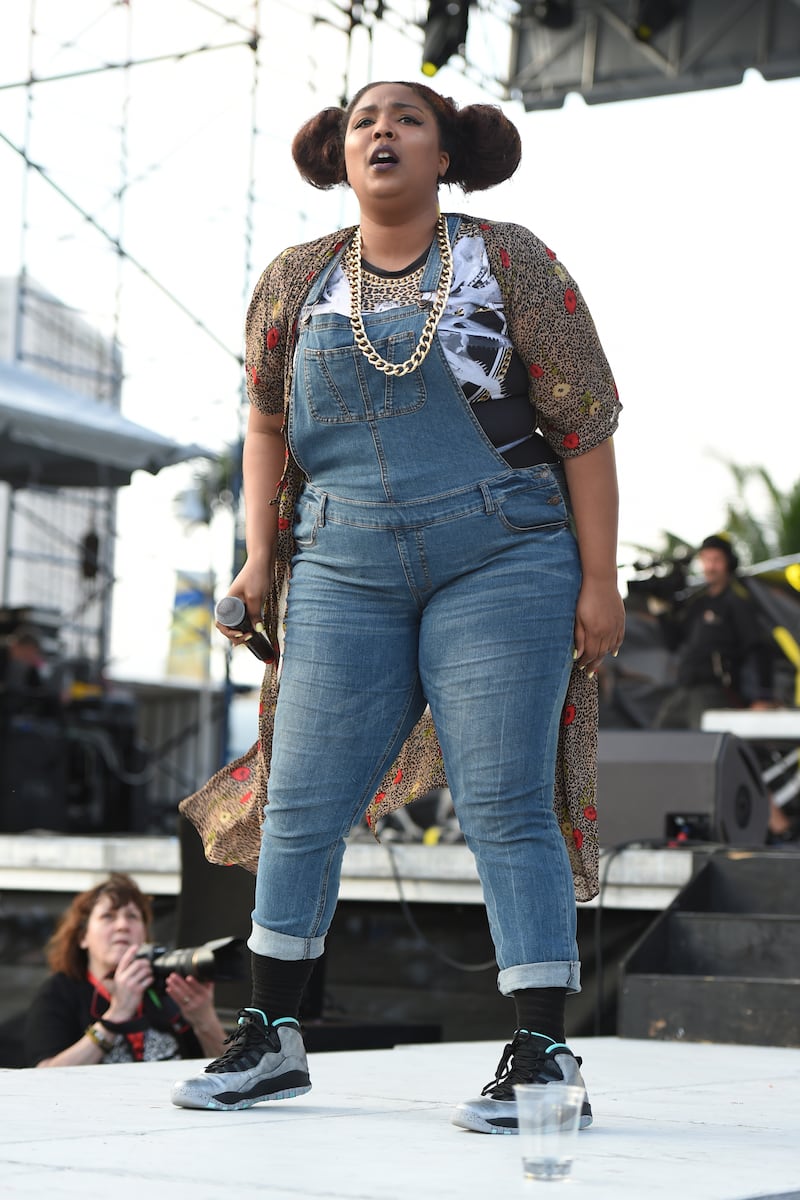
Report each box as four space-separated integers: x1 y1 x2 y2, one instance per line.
512 988 567 1044
250 953 317 1022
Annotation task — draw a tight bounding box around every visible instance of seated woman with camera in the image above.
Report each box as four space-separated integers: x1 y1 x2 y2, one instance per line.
25 873 227 1066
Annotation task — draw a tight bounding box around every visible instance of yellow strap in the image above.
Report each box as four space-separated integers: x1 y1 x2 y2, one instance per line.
772 626 800 706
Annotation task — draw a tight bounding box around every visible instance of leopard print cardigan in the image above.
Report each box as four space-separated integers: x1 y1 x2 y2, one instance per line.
178 215 621 903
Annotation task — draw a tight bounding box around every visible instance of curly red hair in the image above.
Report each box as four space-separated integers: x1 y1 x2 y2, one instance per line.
46 873 153 980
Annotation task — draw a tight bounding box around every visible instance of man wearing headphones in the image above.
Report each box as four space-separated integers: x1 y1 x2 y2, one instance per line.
654 534 774 730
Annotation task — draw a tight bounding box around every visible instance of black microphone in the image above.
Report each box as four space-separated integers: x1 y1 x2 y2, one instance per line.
214 596 277 664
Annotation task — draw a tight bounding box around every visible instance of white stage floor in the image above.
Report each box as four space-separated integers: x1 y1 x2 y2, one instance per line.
1 1037 798 1200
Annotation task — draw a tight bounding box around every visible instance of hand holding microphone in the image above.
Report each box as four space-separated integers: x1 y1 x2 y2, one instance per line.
214 596 277 664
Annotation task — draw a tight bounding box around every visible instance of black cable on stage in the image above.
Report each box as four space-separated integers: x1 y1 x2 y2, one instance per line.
383 839 496 973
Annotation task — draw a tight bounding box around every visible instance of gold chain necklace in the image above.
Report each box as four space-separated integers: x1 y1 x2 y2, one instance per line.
343 215 453 377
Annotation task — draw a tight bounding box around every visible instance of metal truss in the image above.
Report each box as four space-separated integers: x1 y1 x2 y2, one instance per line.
508 0 800 109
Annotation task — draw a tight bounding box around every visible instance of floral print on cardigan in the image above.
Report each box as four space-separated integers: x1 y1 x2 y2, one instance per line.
178 216 621 903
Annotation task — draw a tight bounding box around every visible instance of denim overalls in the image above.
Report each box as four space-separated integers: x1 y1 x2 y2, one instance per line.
251 216 583 995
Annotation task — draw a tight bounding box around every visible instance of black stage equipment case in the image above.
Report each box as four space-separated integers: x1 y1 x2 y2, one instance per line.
596 730 769 848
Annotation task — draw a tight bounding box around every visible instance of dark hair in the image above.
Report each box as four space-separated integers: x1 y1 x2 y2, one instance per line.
699 534 739 573
292 80 521 194
46 872 153 980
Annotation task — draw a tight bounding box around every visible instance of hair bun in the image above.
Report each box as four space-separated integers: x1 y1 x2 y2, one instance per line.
447 103 521 192
292 107 347 190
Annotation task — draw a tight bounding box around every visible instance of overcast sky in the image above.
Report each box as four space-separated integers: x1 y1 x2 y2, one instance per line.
1 2 798 681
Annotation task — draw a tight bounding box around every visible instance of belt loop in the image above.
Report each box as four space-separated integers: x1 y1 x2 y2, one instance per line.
318 492 327 527
479 481 494 514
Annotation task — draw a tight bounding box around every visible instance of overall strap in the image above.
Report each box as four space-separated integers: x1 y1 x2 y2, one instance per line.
418 213 462 293
303 237 352 307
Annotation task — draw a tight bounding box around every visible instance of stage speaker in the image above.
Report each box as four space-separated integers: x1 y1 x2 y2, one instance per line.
175 816 255 1012
175 817 328 1019
597 730 769 849
176 814 254 947
0 716 68 832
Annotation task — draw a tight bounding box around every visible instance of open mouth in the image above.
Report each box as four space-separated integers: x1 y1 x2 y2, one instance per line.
370 147 398 167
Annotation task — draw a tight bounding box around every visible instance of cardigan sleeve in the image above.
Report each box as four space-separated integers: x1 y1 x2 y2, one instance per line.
489 221 621 458
244 252 292 416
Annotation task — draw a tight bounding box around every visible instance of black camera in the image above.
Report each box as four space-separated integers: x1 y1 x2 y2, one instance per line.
134 936 246 984
626 554 692 608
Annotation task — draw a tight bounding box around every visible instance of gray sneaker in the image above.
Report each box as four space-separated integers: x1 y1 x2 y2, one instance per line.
451 1029 592 1134
171 1008 311 1111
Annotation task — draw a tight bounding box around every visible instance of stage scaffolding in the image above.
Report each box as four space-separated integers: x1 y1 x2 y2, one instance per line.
2 1 796 815
0 0 432 681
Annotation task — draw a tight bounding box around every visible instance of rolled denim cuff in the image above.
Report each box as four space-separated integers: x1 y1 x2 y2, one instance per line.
247 923 325 961
498 960 581 996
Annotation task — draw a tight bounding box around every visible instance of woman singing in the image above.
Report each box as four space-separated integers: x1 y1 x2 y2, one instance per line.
173 80 624 1133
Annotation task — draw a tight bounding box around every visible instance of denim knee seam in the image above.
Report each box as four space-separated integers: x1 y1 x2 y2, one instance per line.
258 672 426 945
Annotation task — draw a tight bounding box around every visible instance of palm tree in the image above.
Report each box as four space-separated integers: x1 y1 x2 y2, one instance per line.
174 443 242 527
625 530 694 570
624 462 800 571
716 459 800 566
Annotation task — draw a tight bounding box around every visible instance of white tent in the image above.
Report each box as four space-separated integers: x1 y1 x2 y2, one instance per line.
0 359 215 487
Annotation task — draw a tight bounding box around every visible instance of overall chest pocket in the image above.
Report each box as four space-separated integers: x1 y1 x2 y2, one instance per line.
301 329 427 424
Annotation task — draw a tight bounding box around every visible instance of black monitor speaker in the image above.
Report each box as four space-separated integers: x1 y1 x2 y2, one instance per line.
176 814 254 947
175 815 256 1012
0 716 68 832
597 730 769 849
175 816 326 1019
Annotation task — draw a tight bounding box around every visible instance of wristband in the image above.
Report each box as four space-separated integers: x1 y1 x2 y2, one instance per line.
85 1023 115 1053
99 1015 144 1034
